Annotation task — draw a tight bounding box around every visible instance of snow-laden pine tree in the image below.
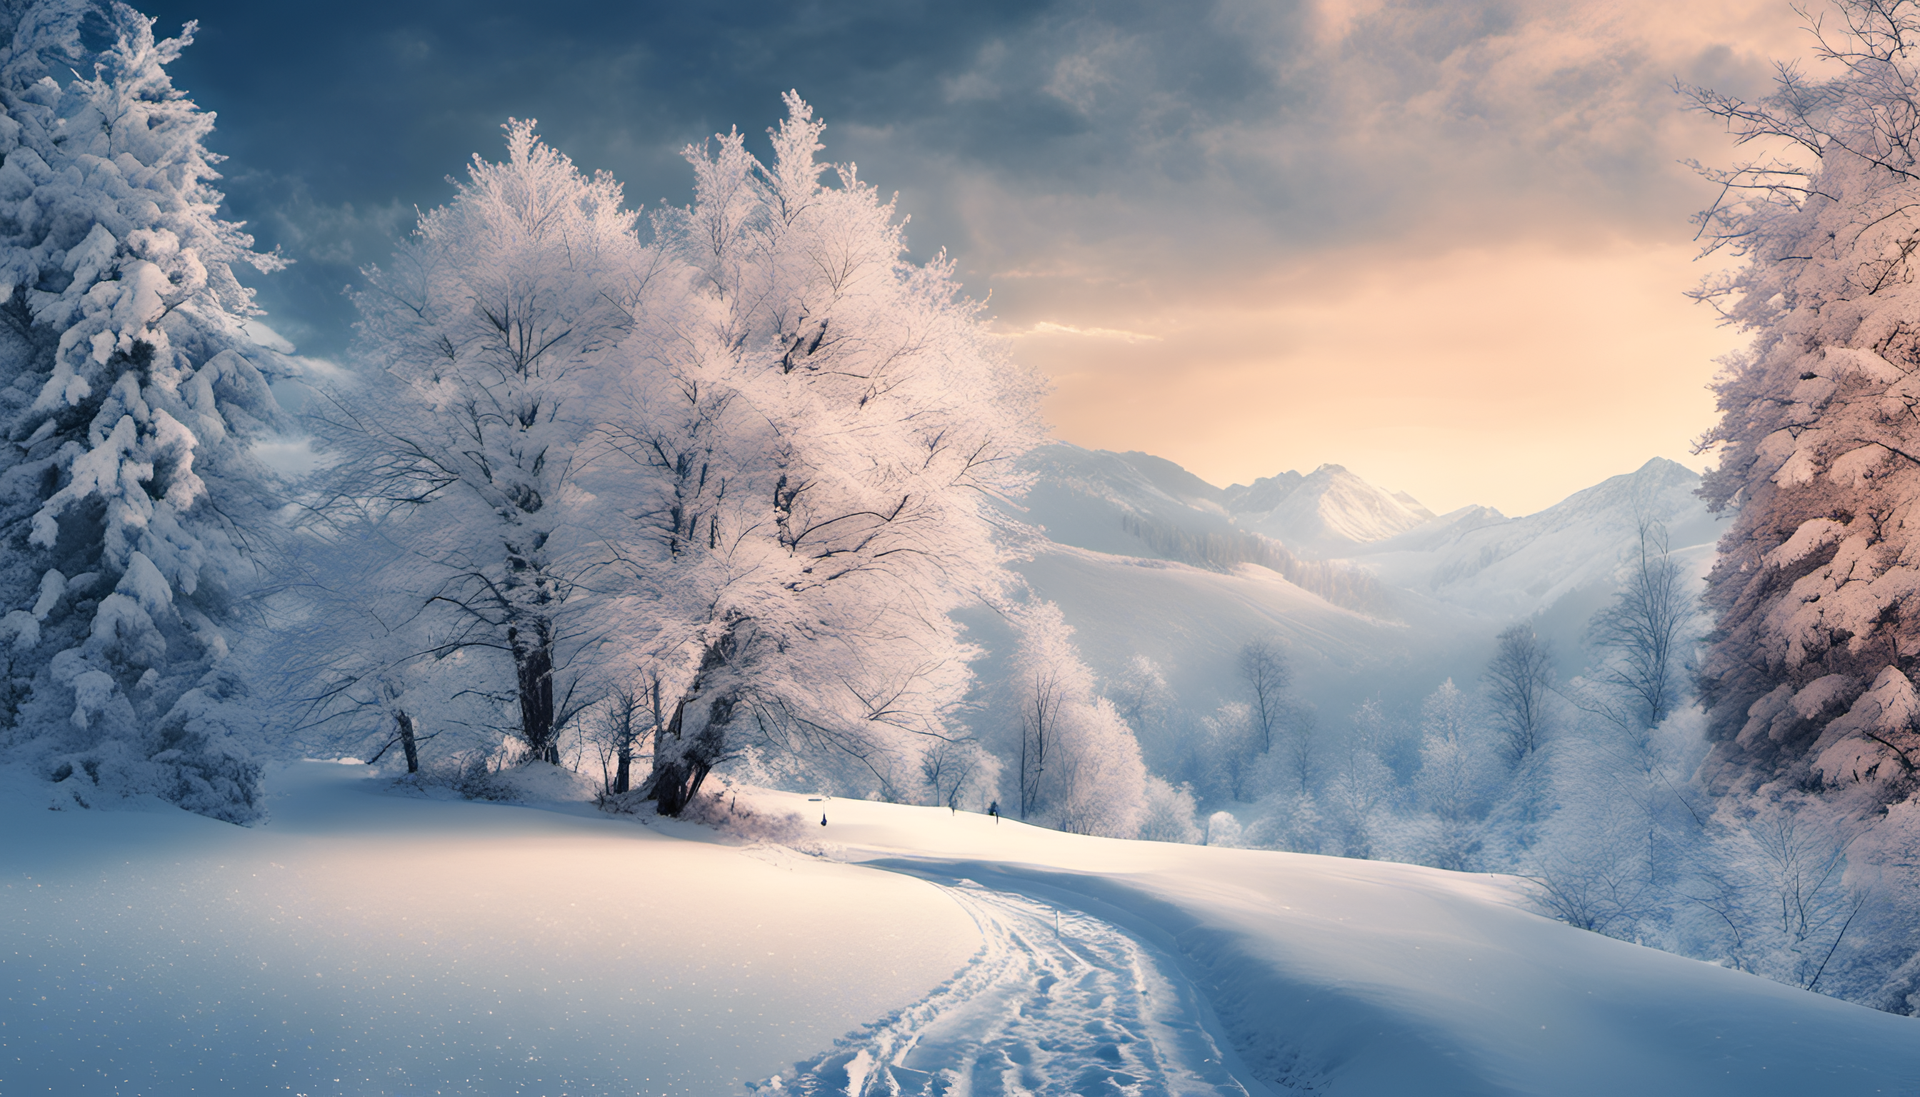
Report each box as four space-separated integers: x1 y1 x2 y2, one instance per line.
1684 0 1920 1009
621 94 1047 814
323 121 652 766
0 1 286 821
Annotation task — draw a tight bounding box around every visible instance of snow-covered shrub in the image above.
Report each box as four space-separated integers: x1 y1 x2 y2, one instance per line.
1203 810 1245 848
1136 775 1202 843
678 780 811 845
1243 789 1326 854
0 1 287 822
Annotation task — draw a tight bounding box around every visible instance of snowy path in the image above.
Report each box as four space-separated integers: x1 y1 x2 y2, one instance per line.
758 877 1257 1097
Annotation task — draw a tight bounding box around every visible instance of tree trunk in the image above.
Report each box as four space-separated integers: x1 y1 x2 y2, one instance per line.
645 632 743 816
614 734 631 794
508 618 559 763
648 689 739 815
396 710 420 774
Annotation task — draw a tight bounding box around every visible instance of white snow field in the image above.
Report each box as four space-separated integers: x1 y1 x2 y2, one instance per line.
9 763 1920 1096
0 762 977 1095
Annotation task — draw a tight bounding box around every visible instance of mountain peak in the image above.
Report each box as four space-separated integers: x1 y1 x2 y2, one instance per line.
1233 464 1436 554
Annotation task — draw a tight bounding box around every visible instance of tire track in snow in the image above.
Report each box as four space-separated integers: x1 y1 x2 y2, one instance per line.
754 878 1256 1097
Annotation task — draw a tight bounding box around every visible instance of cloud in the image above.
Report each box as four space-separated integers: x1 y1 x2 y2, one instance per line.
142 0 1809 509
1020 321 1162 343
1020 234 1749 513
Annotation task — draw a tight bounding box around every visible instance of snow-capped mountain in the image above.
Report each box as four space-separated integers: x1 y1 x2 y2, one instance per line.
993 444 1719 747
1358 457 1723 614
1011 446 1443 560
1228 463 1437 554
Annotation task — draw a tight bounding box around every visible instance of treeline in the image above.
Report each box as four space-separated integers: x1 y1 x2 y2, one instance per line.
1119 513 1390 616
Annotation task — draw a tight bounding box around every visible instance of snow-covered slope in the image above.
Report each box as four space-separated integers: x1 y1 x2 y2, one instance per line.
0 762 975 1096
998 446 1718 733
1356 457 1722 613
1230 463 1437 555
1010 445 1239 558
1013 444 1440 560
806 790 1920 1096
10 763 1915 1096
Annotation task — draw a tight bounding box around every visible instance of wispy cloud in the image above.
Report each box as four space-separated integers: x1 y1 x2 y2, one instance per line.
1019 321 1161 343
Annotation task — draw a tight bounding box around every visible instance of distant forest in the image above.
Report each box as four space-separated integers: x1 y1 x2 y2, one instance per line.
1118 513 1390 616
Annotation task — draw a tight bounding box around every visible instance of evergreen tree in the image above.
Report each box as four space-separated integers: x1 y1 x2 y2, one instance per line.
1685 0 1920 1007
0 1 286 821
1689 0 1920 803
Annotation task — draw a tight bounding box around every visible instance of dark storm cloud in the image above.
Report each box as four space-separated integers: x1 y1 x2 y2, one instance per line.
137 0 1322 354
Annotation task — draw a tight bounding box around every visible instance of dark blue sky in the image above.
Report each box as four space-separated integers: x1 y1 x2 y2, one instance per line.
133 0 1799 512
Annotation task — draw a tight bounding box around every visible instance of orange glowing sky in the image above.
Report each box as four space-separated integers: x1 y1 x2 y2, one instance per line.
953 0 1812 516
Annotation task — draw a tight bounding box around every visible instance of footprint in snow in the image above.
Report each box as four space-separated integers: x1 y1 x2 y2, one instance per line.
754 879 1256 1097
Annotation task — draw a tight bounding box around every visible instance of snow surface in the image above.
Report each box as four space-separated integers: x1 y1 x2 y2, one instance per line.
0 762 975 1095
8 762 1917 1095
779 791 1920 1097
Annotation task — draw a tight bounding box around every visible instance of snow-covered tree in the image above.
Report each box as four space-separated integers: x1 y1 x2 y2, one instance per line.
1413 680 1501 870
1485 621 1554 762
1587 522 1692 731
1280 704 1318 795
583 676 663 798
920 734 995 811
1200 700 1260 802
259 518 506 778
1110 652 1173 739
619 95 1047 814
1686 0 1920 811
320 120 649 766
1237 636 1289 753
1683 0 1920 1009
1322 725 1396 859
0 1 287 821
1004 599 1147 836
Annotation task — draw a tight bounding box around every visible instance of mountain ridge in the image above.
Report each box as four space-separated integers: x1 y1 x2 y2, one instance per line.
1001 443 1719 731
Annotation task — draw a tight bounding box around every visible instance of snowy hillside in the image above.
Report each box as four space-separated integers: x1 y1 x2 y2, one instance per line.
1355 457 1722 614
1012 446 1441 559
8 762 1914 1096
1000 445 1719 731
1230 463 1437 554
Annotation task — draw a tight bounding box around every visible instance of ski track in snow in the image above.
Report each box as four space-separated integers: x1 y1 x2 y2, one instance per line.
756 878 1258 1097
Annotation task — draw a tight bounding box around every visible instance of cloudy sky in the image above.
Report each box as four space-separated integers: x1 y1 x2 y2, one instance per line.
144 0 1810 515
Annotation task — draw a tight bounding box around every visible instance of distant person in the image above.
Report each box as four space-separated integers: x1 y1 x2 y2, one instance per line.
988 801 999 824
